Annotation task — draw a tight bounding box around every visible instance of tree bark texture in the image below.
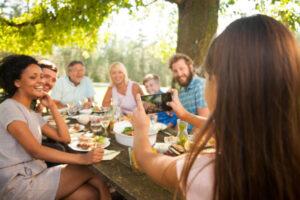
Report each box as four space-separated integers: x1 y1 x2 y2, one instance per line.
176 0 219 67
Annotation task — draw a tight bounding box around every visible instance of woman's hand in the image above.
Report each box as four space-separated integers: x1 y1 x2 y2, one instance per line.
132 94 150 138
83 147 104 165
168 89 188 119
39 93 56 109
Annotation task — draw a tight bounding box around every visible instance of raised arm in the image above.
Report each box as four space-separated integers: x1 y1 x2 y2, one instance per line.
39 94 70 143
132 94 179 189
102 86 113 107
168 89 207 129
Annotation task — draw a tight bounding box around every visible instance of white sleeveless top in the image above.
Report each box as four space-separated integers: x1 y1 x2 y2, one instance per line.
112 81 137 114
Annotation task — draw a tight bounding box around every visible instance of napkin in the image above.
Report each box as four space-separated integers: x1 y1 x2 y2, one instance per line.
103 150 120 160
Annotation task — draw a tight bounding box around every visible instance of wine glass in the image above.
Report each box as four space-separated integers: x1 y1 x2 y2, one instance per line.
100 113 111 137
90 116 102 135
67 103 77 116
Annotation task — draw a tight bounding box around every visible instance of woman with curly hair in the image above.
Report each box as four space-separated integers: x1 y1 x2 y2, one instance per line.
0 55 110 199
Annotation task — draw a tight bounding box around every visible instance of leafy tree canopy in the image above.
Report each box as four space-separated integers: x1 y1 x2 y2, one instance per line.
0 0 143 54
0 0 299 55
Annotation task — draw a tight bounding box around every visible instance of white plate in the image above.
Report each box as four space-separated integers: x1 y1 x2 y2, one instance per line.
79 109 92 115
153 142 170 153
153 122 167 131
70 132 94 141
69 124 85 133
68 138 110 152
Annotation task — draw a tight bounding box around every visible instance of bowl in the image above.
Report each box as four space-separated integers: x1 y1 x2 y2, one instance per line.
76 114 90 125
113 120 158 147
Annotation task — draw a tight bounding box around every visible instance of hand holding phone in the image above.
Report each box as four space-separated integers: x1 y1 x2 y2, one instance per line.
141 92 172 114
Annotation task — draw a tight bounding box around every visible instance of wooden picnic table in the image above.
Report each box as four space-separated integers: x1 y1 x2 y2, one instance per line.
89 130 175 200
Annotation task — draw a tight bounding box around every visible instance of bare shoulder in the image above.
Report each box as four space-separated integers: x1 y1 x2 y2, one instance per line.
132 82 143 95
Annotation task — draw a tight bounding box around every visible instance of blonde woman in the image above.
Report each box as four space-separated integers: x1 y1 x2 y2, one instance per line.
102 62 143 115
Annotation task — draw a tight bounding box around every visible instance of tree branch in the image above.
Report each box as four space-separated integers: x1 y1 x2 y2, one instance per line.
0 16 42 27
143 0 159 6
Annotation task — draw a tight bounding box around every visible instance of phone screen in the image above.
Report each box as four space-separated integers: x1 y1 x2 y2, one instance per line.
141 92 172 114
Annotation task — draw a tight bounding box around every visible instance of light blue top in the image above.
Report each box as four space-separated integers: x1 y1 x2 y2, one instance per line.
51 75 95 105
179 75 207 131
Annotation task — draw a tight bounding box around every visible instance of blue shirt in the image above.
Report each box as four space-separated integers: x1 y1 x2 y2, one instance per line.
153 90 177 127
157 111 177 127
179 75 207 131
51 75 95 105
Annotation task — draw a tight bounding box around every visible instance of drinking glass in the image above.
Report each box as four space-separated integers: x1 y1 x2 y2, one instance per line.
90 116 102 135
100 112 111 137
67 103 77 116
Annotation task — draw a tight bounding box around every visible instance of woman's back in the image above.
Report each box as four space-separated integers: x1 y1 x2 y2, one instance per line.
181 14 300 200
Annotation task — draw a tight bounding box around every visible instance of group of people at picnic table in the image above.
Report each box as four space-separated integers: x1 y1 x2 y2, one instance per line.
0 14 299 200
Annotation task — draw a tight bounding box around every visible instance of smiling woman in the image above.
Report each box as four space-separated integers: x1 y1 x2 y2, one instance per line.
102 62 144 115
0 55 110 200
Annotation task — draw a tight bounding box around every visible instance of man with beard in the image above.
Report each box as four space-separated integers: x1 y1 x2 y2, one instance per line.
169 53 209 132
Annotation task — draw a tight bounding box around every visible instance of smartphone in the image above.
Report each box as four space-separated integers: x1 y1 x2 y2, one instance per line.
141 92 172 114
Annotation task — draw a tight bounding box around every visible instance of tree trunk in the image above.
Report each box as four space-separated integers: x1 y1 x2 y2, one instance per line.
176 0 219 67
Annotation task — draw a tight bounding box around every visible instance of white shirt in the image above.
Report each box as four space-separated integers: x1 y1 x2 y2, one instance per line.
51 75 95 105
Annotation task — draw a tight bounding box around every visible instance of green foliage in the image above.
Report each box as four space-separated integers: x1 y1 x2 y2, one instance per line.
0 0 143 54
220 0 300 31
48 33 174 86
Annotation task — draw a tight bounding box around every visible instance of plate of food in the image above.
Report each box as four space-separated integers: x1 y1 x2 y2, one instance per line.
69 123 85 133
68 135 110 152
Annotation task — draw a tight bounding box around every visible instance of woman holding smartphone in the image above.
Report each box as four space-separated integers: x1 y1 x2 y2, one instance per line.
0 55 110 199
132 15 300 200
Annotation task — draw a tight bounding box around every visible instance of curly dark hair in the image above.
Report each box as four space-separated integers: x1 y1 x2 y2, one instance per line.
0 55 38 100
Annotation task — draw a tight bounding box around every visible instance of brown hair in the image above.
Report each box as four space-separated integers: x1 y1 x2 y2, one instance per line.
180 15 300 200
142 74 160 85
168 53 193 70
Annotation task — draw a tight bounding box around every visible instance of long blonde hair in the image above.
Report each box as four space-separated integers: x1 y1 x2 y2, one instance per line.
109 62 129 85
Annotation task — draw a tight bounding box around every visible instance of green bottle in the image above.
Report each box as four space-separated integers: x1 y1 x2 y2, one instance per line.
178 121 188 146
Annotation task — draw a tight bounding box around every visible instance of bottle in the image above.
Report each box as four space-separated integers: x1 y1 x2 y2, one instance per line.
177 120 188 146
178 129 188 146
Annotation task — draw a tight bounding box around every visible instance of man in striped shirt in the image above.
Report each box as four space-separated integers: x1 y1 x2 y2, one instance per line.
169 53 209 132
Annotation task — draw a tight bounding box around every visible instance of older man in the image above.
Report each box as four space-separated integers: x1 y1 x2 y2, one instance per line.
169 53 209 132
51 61 95 108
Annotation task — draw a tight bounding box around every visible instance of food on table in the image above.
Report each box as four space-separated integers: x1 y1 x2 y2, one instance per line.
69 123 82 132
122 127 134 136
94 135 105 144
77 141 93 149
183 140 193 152
164 136 178 144
79 134 91 142
169 144 185 155
76 134 107 150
